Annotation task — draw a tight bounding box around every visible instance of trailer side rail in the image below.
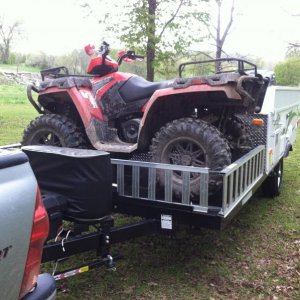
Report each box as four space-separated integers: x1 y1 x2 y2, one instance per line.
111 145 266 219
218 145 265 217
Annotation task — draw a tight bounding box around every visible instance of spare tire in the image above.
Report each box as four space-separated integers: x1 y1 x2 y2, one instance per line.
150 118 231 197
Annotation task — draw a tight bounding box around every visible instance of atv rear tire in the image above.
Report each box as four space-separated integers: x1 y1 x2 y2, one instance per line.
22 114 87 148
150 118 231 197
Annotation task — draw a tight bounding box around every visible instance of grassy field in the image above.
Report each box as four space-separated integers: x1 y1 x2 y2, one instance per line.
0 85 299 299
0 63 40 73
0 85 38 144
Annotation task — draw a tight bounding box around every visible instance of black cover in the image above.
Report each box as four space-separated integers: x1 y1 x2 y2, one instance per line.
22 146 112 220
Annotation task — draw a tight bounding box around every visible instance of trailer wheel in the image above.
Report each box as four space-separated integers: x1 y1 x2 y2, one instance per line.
150 118 231 197
261 158 283 197
22 114 87 148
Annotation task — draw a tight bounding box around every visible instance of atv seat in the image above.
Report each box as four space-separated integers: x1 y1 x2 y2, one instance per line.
119 76 173 103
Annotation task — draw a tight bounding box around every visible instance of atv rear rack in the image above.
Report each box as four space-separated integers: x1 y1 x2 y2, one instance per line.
112 145 266 223
178 58 258 78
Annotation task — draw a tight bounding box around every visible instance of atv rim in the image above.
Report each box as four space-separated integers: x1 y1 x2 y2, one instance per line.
162 137 208 180
31 130 63 146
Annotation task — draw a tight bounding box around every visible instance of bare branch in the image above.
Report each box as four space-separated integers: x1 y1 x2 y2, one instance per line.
288 42 300 48
219 0 234 48
158 0 184 39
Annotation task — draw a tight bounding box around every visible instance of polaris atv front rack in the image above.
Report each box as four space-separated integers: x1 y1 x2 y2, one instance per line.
40 66 69 80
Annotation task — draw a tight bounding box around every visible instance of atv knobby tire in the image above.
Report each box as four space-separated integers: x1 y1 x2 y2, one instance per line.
150 118 231 197
22 114 87 148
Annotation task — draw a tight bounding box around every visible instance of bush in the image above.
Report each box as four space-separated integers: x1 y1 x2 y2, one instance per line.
275 57 300 86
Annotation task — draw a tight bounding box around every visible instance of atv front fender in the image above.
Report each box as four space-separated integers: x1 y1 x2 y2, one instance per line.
37 86 104 127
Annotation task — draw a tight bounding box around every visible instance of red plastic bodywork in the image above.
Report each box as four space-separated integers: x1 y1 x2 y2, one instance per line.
140 83 242 127
39 73 241 144
38 72 132 126
87 56 118 75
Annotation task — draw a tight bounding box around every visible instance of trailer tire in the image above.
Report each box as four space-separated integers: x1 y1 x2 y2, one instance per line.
150 118 231 197
261 158 283 197
22 114 87 148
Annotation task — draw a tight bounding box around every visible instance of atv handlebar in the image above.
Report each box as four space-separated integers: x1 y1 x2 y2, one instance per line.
134 54 145 59
117 51 144 66
96 41 144 65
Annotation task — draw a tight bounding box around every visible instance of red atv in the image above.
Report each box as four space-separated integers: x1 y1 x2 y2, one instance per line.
23 41 268 196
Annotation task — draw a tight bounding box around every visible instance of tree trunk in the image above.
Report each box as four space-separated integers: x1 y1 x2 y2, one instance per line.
3 47 10 64
146 0 157 82
215 0 222 73
215 47 222 73
214 0 234 73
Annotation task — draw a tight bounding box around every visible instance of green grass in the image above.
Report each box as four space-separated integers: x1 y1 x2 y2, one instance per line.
0 85 37 144
0 87 299 299
0 63 40 73
0 85 29 104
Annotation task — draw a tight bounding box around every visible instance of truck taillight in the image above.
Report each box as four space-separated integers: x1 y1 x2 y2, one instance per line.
19 188 49 299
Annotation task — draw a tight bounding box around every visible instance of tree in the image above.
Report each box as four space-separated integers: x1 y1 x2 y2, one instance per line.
286 43 300 58
81 0 208 81
122 0 210 81
275 57 300 86
205 0 235 72
55 49 89 74
25 51 54 70
0 19 22 64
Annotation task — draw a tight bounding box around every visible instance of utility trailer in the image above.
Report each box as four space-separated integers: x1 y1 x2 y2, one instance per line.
1 86 299 282
111 85 300 229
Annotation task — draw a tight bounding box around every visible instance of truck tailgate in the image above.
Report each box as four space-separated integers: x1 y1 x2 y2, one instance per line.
0 151 37 300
